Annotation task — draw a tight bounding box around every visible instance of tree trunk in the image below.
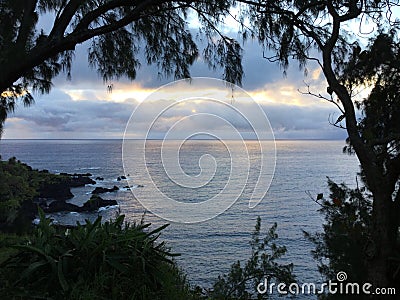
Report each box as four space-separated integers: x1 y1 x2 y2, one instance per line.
321 47 398 291
368 189 396 289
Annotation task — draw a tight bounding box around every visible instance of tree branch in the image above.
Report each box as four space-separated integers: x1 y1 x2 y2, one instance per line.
1 0 167 92
298 82 346 115
328 113 347 129
319 1 380 192
74 0 139 32
293 19 324 49
49 0 84 39
15 0 38 50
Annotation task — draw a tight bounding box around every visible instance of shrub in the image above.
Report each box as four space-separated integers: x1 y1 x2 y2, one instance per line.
304 178 373 299
207 217 295 299
0 210 192 299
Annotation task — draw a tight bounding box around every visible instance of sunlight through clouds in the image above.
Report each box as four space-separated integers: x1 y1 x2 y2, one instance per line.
3 24 345 140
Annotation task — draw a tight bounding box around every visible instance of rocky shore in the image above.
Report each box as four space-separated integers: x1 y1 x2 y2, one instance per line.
42 195 118 213
36 172 118 213
0 158 121 231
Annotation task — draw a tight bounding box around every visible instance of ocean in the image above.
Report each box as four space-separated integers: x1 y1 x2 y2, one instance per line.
0 139 359 297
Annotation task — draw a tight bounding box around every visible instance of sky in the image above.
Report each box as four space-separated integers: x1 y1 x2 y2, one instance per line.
3 12 352 140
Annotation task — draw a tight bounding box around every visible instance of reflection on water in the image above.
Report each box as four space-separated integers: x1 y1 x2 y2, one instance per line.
0 139 359 298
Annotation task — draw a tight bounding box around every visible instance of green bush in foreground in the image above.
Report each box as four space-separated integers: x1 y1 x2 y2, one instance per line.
207 217 295 299
304 179 374 299
0 210 191 300
0 212 296 300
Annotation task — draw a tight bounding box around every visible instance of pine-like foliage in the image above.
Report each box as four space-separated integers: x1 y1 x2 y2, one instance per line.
209 217 295 299
0 0 244 135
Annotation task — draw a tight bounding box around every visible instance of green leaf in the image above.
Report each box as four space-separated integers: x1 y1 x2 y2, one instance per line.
19 260 48 280
146 223 169 238
106 258 128 273
58 258 69 291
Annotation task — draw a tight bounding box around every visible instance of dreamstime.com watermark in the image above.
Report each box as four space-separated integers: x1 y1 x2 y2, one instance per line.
257 271 396 296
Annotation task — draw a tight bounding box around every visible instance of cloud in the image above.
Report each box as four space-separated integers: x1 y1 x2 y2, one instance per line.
3 25 343 140
4 83 346 139
4 89 135 139
51 31 315 92
262 103 347 139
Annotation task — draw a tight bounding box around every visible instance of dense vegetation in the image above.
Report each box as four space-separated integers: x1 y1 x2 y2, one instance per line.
0 156 73 232
305 179 400 299
0 160 194 299
244 2 400 287
305 180 372 299
0 160 294 299
209 217 295 299
0 211 192 300
0 212 294 299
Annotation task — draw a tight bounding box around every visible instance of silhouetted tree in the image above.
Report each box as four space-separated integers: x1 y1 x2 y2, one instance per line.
209 217 295 299
305 179 373 299
241 0 400 288
0 0 243 136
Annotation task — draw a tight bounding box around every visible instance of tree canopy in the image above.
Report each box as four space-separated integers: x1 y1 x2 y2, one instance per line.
0 0 244 135
239 0 400 288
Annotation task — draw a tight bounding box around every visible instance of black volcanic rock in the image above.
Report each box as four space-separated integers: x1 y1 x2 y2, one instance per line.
69 175 96 187
123 184 144 190
38 173 96 201
81 195 118 211
0 158 113 231
45 200 80 213
58 173 96 187
39 182 74 200
42 195 118 213
60 172 92 177
39 174 113 213
91 185 119 194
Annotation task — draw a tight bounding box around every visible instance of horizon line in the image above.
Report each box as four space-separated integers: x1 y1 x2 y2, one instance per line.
0 138 346 141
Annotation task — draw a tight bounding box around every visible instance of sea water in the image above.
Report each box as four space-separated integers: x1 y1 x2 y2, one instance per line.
0 139 359 297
